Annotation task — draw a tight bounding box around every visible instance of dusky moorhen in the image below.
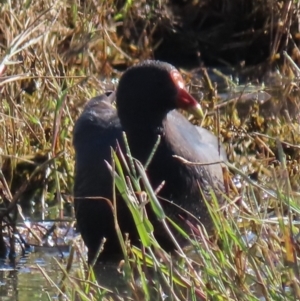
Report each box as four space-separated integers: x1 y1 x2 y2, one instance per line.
73 60 226 262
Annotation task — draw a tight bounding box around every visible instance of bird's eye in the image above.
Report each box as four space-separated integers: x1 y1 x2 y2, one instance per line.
170 70 185 90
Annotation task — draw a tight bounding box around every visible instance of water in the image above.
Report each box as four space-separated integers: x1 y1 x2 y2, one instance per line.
0 220 77 301
0 220 127 301
0 252 63 301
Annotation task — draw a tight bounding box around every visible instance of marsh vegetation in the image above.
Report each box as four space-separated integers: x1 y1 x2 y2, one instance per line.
1 0 300 300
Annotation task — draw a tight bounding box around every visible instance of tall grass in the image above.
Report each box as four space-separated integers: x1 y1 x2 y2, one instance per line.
45 143 300 300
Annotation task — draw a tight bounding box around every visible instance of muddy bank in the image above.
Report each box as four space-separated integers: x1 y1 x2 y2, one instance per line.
116 0 299 69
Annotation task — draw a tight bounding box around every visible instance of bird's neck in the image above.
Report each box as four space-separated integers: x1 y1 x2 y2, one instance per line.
123 123 166 164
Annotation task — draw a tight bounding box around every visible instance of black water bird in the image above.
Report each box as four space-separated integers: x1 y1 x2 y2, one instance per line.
73 60 226 261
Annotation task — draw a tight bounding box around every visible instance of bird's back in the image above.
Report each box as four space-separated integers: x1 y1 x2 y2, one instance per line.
146 110 225 229
73 93 130 260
